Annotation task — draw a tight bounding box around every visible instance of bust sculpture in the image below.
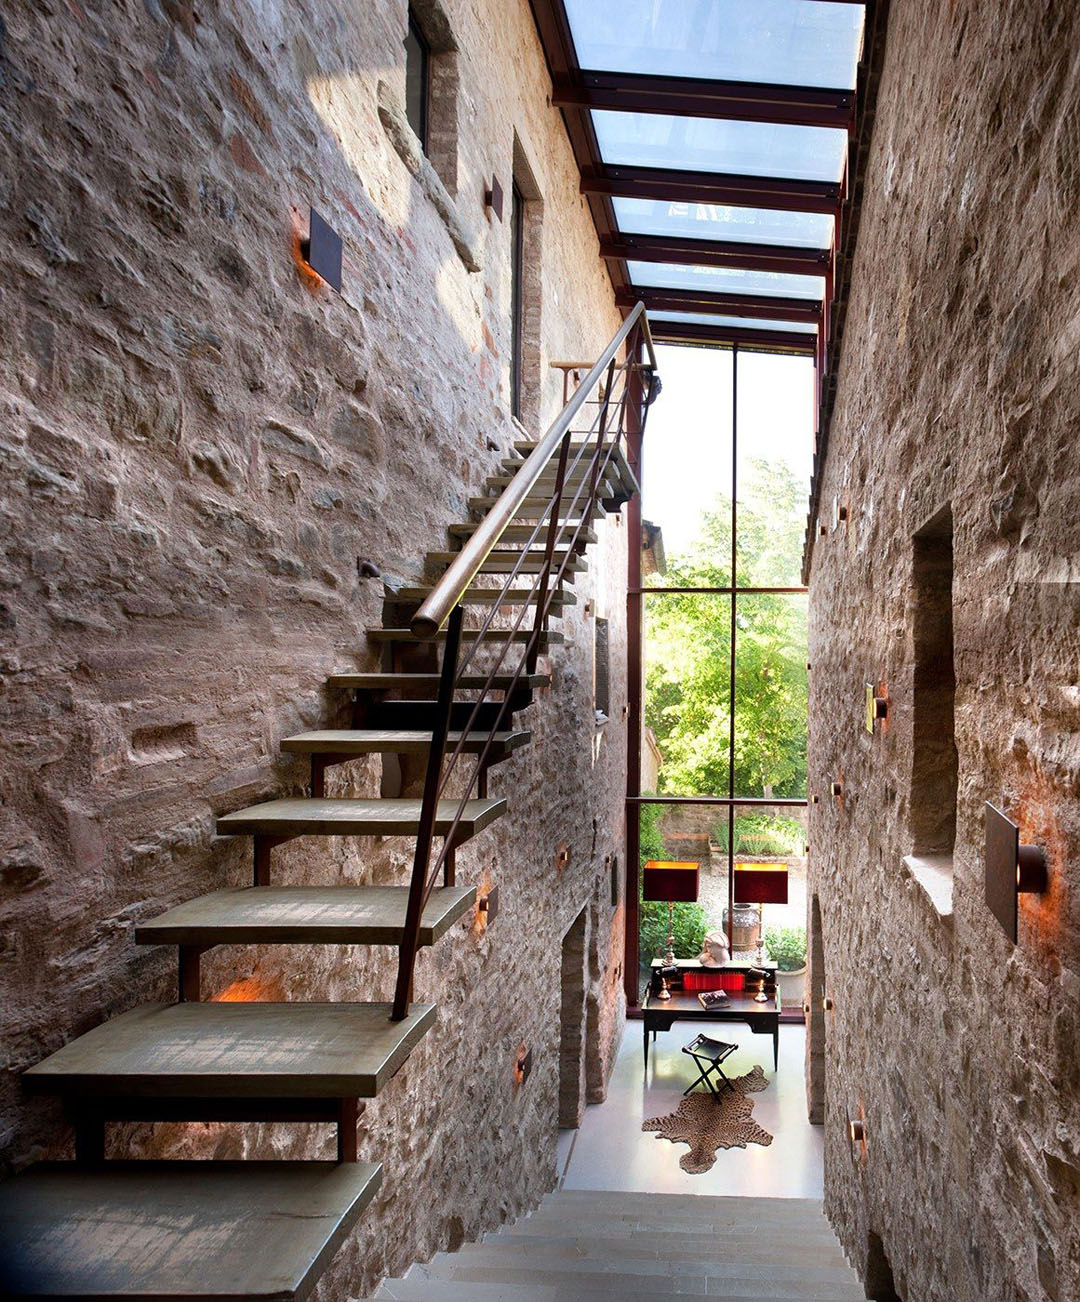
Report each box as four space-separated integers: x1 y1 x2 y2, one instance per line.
697 929 731 967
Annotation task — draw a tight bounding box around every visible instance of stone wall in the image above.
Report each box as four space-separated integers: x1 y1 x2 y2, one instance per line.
807 2 1080 1300
0 0 629 1294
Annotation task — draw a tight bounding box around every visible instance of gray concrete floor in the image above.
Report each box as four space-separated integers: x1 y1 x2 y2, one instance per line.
557 1021 822 1199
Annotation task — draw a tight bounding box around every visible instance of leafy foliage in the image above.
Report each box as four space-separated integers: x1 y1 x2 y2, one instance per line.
638 799 707 960
640 900 707 962
764 926 807 971
718 813 805 856
644 459 808 799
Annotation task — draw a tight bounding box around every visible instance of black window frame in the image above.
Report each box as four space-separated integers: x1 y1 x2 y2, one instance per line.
404 9 430 150
509 181 525 420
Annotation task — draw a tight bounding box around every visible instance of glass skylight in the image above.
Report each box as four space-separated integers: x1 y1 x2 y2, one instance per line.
592 110 847 183
628 261 825 300
564 0 865 90
612 197 834 250
650 311 818 335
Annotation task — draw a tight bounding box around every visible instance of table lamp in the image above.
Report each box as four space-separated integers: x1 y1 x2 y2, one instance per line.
733 862 789 988
643 860 700 1001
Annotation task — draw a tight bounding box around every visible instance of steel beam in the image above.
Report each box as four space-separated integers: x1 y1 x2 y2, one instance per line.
647 319 816 355
582 164 840 215
616 286 822 324
555 70 854 131
601 233 829 276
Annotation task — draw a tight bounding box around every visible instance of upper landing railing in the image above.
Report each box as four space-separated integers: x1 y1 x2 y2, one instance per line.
392 303 660 1019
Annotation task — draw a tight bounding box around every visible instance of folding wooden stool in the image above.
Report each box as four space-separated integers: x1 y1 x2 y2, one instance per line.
681 1033 738 1097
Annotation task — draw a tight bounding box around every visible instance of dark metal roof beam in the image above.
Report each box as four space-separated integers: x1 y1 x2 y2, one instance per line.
554 70 854 131
582 164 840 215
616 286 821 324
601 234 829 277
647 319 816 355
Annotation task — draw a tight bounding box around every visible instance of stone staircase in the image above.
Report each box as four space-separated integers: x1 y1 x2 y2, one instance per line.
373 1188 867 1300
0 414 640 1299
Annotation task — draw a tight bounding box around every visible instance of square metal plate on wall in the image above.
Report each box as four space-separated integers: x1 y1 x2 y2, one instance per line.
985 801 1019 942
303 207 343 292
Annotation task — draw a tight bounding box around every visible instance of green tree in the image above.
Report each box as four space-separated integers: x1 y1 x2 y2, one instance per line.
644 459 808 799
638 800 706 961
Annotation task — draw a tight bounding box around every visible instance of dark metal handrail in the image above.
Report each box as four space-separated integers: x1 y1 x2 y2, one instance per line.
410 303 657 639
391 305 659 1020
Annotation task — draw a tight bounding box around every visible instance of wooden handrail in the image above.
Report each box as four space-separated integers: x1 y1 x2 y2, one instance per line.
411 303 657 637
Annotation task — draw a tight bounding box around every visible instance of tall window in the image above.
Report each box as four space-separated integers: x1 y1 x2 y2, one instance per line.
404 10 429 149
509 181 525 420
631 345 812 991
910 506 957 855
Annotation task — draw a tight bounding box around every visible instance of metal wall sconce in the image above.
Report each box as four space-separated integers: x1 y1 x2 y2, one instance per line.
299 207 342 293
865 684 888 732
513 1042 532 1086
485 175 504 220
477 885 499 928
830 780 843 797
985 802 1048 942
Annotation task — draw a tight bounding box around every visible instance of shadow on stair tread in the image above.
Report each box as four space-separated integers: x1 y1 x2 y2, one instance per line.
24 1001 437 1101
216 796 506 839
136 884 477 949
0 1160 382 1302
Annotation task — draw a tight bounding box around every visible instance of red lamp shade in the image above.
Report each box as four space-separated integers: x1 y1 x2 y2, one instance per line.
733 863 789 905
642 860 700 903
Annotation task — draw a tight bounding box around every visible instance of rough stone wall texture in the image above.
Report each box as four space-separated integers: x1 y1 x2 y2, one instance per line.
807 2 1080 1300
0 0 630 1295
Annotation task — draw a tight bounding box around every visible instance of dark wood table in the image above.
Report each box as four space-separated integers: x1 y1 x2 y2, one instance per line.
641 988 781 1073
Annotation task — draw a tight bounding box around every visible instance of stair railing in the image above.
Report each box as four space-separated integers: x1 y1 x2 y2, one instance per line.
392 303 659 1020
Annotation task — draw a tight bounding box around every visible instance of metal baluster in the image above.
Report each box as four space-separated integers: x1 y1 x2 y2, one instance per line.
391 606 464 1022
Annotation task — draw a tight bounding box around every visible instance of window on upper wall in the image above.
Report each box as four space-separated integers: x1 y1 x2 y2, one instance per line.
594 616 611 723
510 180 525 420
508 137 543 430
910 505 957 857
401 2 459 195
404 11 429 150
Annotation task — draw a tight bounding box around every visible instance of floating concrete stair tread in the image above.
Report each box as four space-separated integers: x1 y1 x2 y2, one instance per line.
448 522 598 545
485 471 618 498
280 729 531 756
217 797 506 838
512 440 638 494
136 885 477 949
327 672 550 691
0 1159 381 1301
426 550 586 571
468 495 602 516
396 586 575 607
368 628 562 646
23 1001 436 1099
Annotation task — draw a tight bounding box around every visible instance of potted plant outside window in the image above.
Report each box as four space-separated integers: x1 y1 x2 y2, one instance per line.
764 926 807 1007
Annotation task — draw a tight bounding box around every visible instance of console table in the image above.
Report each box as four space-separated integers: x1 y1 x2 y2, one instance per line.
642 961 781 1072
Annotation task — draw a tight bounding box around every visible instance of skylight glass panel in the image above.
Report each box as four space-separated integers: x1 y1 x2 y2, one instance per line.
628 261 825 299
613 197 834 250
592 110 847 183
564 0 864 91
650 311 817 335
